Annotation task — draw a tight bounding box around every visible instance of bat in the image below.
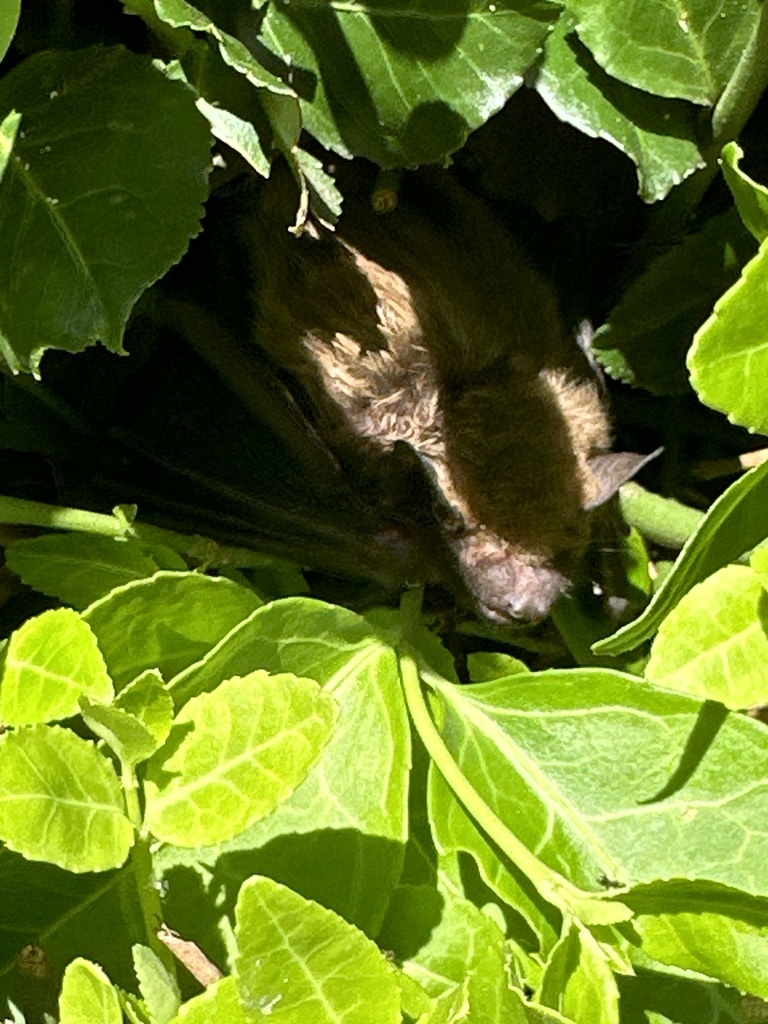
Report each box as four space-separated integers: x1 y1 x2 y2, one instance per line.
158 160 650 622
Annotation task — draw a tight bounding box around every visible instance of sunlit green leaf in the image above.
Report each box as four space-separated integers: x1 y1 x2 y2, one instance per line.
80 697 158 767
115 670 174 749
688 233 768 433
539 919 620 1024
144 670 337 846
0 726 133 872
628 880 768 999
168 976 248 1023
133 944 181 1024
59 957 122 1024
1 608 113 726
721 140 768 242
568 0 761 105
235 875 400 1023
645 564 768 709
595 460 768 654
0 0 20 65
427 669 768 907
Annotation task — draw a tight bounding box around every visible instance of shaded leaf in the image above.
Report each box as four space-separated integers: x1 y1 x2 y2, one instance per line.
59 957 122 1024
0 46 210 374
645 564 768 709
83 572 262 692
259 0 560 167
1 607 112 726
155 0 295 94
593 209 755 393
144 670 338 846
536 14 704 202
235 874 400 1023
4 532 182 610
569 0 761 105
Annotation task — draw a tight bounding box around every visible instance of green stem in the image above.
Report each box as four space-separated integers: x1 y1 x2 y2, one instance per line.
397 588 631 926
619 482 704 550
0 493 287 569
123 764 177 975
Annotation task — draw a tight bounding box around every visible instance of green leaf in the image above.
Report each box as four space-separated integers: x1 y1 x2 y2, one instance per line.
688 232 768 433
59 957 122 1024
1 607 113 725
539 919 620 1024
0 0 20 65
259 0 560 167
0 46 211 374
568 0 761 105
595 460 768 654
168 976 249 1023
536 13 704 202
155 0 295 94
628 880 768 999
467 652 530 682
593 209 756 393
83 572 262 692
0 108 20 185
4 533 181 610
196 96 271 178
144 670 337 846
133 945 181 1024
427 669 768 906
169 599 410 935
235 875 400 1023
619 967 747 1023
115 670 174 749
80 697 158 767
0 725 134 872
721 140 768 242
379 885 524 1022
645 564 768 709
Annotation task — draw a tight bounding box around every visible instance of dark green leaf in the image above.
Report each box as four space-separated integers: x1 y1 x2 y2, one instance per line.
0 46 210 373
536 14 704 202
259 0 560 166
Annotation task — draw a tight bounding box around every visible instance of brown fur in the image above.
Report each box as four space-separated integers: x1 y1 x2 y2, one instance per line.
231 165 628 621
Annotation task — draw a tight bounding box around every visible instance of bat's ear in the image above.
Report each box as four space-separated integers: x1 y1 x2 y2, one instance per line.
583 448 662 509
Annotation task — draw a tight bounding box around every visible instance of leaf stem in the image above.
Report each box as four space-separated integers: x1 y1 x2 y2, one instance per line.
123 763 177 976
0 493 287 569
397 589 631 926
